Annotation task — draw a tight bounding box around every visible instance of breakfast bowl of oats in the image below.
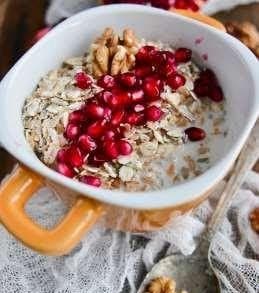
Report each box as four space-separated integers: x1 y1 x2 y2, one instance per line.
0 5 258 255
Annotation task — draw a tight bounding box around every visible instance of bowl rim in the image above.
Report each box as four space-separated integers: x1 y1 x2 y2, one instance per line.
1 4 259 210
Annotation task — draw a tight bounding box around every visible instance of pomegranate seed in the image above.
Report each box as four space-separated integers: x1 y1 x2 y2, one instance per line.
188 0 199 11
125 112 145 125
31 27 51 45
102 130 117 141
118 72 137 88
194 79 210 97
151 51 166 67
185 127 206 141
167 73 186 90
200 69 217 84
117 140 133 156
68 110 85 124
175 48 192 63
134 65 153 78
161 51 175 63
88 152 107 167
65 146 84 167
110 110 125 127
86 119 106 139
136 46 156 64
65 123 81 141
158 59 177 77
80 175 101 187
75 72 92 89
143 76 163 100
174 0 189 9
145 105 163 122
151 0 174 9
103 140 119 160
131 89 145 103
103 107 112 121
56 148 66 162
209 86 224 102
133 104 145 112
78 134 97 153
97 91 113 105
84 103 105 120
57 162 75 178
107 89 130 109
97 75 116 89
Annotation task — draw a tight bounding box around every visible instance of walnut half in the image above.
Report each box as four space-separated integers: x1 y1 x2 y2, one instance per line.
89 27 139 78
145 277 176 293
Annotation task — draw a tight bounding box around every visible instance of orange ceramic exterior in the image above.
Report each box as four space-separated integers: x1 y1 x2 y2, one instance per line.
0 12 225 256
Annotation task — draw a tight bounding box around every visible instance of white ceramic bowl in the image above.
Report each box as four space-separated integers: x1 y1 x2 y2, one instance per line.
0 4 258 212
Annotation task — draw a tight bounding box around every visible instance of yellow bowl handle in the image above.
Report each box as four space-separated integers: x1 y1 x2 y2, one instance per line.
0 165 103 255
170 8 226 31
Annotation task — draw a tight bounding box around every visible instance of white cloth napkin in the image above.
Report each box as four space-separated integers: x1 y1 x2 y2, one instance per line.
0 170 258 293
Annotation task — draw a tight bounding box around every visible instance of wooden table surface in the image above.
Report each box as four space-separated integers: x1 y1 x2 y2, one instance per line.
0 2 258 179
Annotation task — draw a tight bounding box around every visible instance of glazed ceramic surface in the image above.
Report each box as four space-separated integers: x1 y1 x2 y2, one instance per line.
0 5 258 210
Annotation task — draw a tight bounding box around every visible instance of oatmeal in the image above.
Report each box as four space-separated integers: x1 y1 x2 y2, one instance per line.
22 28 227 191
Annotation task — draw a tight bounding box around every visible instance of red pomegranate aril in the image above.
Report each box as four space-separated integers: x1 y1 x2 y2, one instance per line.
80 175 101 187
103 140 119 160
110 110 125 127
174 0 188 10
159 60 177 77
97 91 113 105
145 105 163 122
133 104 145 112
68 110 85 124
151 51 166 67
65 146 84 167
143 76 163 100
65 123 81 141
103 107 112 121
162 51 175 63
194 79 210 97
188 0 199 11
209 86 224 102
131 89 145 103
75 72 92 89
136 45 156 64
84 103 105 120
150 0 174 9
56 148 66 162
116 139 133 156
119 72 137 88
88 152 107 167
97 74 116 89
167 73 186 90
57 162 75 178
175 47 192 63
78 134 97 153
185 127 206 141
117 140 133 156
199 69 217 84
102 130 117 141
86 119 106 139
108 89 130 109
134 65 153 78
125 112 145 125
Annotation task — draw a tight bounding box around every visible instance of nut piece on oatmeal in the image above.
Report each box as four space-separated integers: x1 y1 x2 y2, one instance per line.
90 27 139 78
249 207 259 234
119 165 134 182
144 277 176 293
